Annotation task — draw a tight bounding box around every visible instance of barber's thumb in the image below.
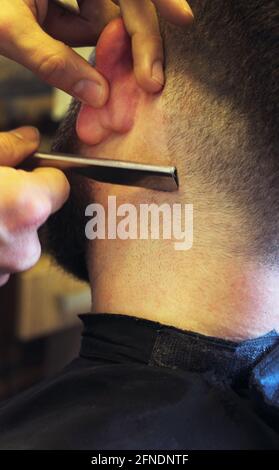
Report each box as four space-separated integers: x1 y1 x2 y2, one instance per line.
0 127 40 167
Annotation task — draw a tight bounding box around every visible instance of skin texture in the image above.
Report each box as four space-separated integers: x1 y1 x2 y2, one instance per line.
47 17 279 341
76 18 169 164
0 1 193 287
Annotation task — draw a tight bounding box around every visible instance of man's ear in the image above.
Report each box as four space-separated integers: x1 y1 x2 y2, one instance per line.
76 18 144 146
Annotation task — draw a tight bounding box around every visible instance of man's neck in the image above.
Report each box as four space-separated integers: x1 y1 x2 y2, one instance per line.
87 185 279 341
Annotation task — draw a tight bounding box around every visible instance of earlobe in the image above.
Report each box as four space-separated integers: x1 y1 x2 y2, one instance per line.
76 18 142 146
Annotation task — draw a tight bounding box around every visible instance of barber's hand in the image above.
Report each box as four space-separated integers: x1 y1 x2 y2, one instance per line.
0 1 193 108
0 127 70 287
109 0 194 91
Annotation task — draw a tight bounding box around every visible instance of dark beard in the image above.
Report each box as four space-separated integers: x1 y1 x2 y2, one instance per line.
42 99 90 283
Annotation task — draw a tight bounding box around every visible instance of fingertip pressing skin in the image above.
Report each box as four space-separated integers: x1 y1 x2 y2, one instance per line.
131 36 165 94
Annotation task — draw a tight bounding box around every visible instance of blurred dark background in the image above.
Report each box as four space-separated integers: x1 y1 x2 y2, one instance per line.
0 52 92 402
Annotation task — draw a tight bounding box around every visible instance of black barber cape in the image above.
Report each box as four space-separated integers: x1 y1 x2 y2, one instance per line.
0 314 279 449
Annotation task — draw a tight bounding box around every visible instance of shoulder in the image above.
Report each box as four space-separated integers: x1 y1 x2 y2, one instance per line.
0 359 278 450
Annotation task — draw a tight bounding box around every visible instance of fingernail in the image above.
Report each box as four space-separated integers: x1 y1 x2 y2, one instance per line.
13 127 40 143
73 80 106 108
152 60 165 87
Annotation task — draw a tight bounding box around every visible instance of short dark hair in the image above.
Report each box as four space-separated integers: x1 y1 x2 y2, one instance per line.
161 0 279 260
45 1 279 281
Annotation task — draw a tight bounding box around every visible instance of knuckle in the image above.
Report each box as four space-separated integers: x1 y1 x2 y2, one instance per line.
37 52 67 83
7 237 41 273
18 238 42 272
5 188 51 231
18 196 52 229
0 173 52 231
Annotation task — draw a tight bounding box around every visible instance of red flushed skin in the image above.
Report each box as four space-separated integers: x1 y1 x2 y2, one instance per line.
76 18 141 146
